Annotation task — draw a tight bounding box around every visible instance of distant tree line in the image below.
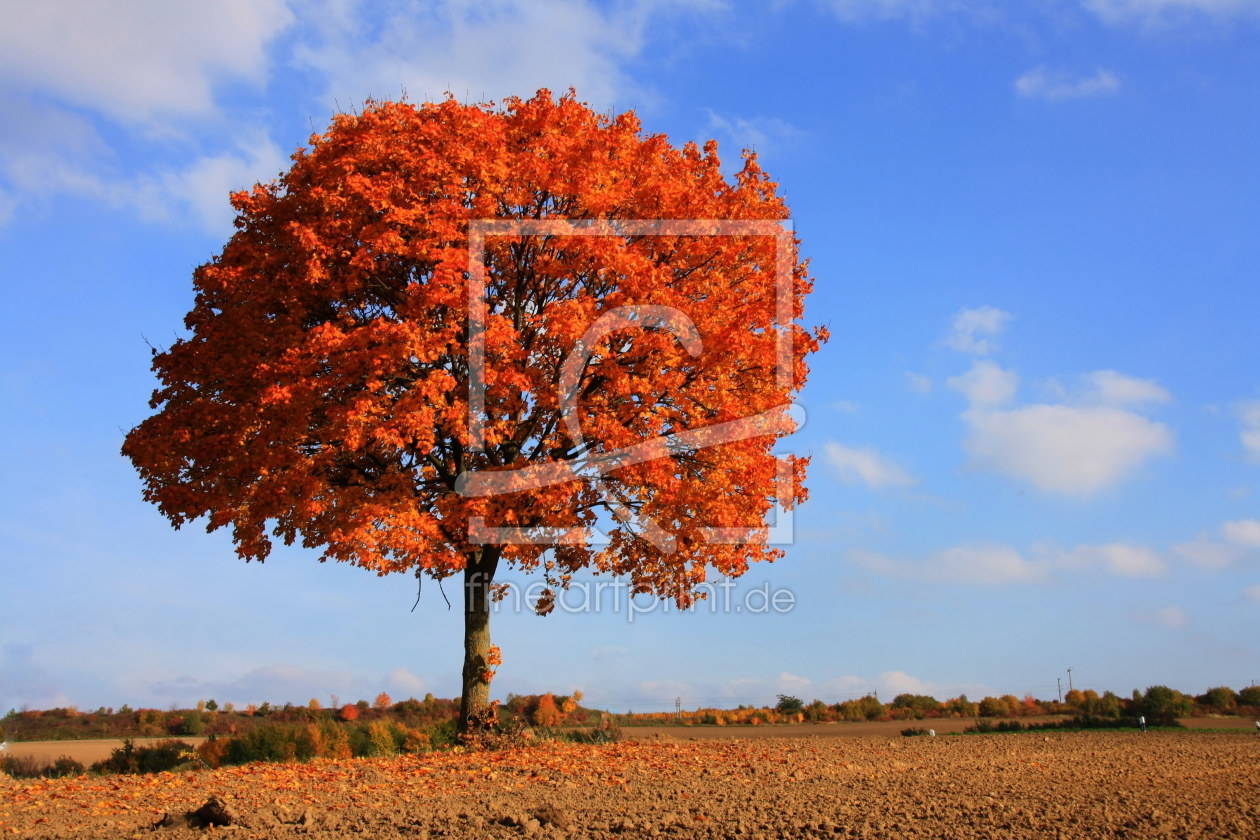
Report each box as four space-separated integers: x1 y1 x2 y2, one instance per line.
615 684 1260 727
3 684 1255 742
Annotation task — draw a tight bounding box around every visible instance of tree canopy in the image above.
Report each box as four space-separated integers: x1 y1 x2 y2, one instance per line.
123 90 823 728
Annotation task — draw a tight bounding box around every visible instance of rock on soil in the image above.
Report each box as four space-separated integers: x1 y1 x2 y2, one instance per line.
2 731 1256 839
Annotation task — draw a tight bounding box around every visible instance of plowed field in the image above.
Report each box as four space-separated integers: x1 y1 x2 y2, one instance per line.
3 730 1255 839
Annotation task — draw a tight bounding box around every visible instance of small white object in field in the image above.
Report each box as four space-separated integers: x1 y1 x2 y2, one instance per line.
928 729 935 737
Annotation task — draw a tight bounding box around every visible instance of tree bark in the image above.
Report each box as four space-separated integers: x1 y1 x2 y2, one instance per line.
459 546 500 732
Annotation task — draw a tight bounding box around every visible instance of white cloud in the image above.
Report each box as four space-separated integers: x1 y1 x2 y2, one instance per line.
705 110 804 160
948 360 1019 407
382 667 427 697
1083 0 1260 26
722 671 988 704
146 664 362 707
1058 542 1167 578
776 672 814 694
1140 604 1188 629
0 1 293 231
2 0 710 231
292 0 691 111
0 642 73 711
825 670 990 702
147 136 291 235
906 372 933 394
1172 538 1248 569
943 318 1172 497
851 544 1050 585
1240 402 1260 461
855 540 1170 585
962 404 1172 496
0 0 293 123
1223 519 1260 548
1014 67 1121 101
934 544 1050 584
1173 521 1260 568
590 645 630 662
1086 371 1171 407
633 680 696 705
825 0 985 24
825 442 915 489
873 670 935 697
946 306 1011 355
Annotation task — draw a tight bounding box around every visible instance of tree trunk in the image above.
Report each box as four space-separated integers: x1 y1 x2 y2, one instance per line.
459 547 500 732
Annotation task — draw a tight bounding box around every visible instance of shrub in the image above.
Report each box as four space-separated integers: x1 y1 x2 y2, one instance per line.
338 703 361 722
965 718 1024 734
316 719 353 759
426 719 459 750
901 727 930 737
196 736 230 769
1 754 86 779
92 739 194 775
367 720 398 757
225 724 302 764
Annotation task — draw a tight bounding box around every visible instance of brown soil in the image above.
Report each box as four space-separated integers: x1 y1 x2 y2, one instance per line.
3 729 1257 839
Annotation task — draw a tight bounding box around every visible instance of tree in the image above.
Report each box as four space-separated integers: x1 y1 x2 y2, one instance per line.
775 694 804 715
532 693 562 727
122 90 822 731
891 694 939 719
1196 686 1237 713
1142 685 1191 725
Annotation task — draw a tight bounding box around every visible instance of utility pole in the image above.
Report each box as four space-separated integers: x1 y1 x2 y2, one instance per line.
675 697 681 720
1067 668 1073 693
1057 678 1063 704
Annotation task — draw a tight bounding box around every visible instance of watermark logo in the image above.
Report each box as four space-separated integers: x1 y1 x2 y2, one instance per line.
473 575 797 622
458 219 802 549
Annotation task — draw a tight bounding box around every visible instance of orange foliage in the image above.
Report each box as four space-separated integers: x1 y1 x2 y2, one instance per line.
532 694 563 727
373 693 392 712
121 90 823 724
338 704 361 722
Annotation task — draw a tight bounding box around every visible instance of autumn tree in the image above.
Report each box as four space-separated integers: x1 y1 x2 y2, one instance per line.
532 693 562 727
122 90 822 731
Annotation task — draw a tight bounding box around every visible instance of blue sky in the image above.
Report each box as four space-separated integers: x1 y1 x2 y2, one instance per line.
2 0 1258 715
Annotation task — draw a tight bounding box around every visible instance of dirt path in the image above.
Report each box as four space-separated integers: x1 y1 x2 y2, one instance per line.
3 730 1256 839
